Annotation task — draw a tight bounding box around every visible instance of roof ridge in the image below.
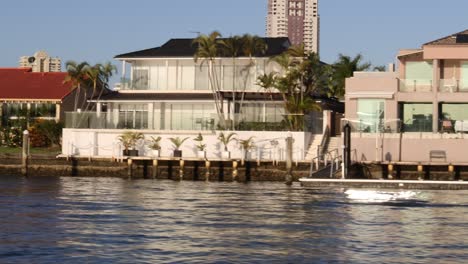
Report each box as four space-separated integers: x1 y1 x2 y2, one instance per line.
423 29 468 46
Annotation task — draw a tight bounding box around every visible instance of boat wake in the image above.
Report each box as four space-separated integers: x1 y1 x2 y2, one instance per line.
344 189 420 202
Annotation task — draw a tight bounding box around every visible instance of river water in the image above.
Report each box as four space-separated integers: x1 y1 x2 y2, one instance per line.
0 176 467 264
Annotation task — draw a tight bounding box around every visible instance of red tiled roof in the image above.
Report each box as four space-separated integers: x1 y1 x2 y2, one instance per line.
0 68 73 101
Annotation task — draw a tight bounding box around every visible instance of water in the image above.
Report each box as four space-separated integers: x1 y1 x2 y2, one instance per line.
0 176 467 264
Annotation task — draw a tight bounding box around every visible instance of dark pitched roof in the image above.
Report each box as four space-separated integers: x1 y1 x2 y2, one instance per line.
115 37 291 59
423 29 468 46
0 68 72 101
93 91 214 101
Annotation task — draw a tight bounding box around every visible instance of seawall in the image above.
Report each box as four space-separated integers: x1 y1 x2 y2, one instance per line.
0 154 310 181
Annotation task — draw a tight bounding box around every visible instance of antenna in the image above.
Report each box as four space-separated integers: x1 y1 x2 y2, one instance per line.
188 31 201 36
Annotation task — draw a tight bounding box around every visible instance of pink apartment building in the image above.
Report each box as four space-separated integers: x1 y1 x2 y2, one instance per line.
344 29 468 163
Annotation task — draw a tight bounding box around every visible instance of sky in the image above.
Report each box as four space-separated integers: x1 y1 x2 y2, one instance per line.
1 0 467 86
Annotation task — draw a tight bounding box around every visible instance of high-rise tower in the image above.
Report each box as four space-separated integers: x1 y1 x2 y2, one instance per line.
266 0 319 54
19 51 62 72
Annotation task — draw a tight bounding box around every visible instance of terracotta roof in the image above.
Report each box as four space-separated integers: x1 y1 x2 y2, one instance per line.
423 29 468 46
114 37 291 59
0 68 73 101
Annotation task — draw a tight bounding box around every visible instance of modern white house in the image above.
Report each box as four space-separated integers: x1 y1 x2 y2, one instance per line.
62 37 330 160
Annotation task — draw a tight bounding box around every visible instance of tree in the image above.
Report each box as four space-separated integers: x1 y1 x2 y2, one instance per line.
373 65 386 72
95 62 117 103
100 62 118 87
193 31 225 127
64 61 90 111
219 35 244 129
238 34 267 117
257 46 323 131
81 63 103 112
329 54 371 98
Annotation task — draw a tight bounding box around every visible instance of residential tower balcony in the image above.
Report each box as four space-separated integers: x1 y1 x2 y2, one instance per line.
398 79 432 92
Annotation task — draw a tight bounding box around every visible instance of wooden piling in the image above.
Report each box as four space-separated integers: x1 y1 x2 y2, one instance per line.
388 163 394 179
417 163 423 180
179 159 184 180
448 164 455 180
232 160 238 181
152 159 158 179
205 160 211 181
285 133 293 185
21 130 29 177
127 158 133 179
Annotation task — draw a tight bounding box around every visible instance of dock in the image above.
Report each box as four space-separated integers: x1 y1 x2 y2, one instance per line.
299 178 468 190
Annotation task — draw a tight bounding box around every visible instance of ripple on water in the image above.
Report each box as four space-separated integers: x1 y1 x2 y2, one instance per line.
0 176 467 263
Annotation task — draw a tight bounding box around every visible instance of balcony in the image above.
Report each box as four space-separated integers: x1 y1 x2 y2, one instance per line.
342 119 402 133
439 79 468 93
64 112 292 132
398 79 432 92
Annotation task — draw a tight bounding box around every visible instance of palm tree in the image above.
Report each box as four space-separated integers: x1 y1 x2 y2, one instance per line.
100 62 118 86
373 65 386 72
331 54 371 98
256 72 277 95
81 63 102 111
257 49 324 131
95 62 117 101
219 35 244 129
64 61 89 111
193 31 225 127
238 34 267 123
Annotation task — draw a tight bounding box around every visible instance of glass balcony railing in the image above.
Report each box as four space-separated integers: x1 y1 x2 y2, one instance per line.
440 119 468 133
64 112 294 131
341 119 402 133
439 79 459 92
399 79 432 92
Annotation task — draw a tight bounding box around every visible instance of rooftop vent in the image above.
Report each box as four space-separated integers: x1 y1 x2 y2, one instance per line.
456 34 468 43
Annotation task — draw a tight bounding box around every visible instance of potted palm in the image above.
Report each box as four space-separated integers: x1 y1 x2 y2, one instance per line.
238 136 255 161
193 133 207 159
218 132 237 159
148 136 161 157
169 136 189 158
118 131 144 156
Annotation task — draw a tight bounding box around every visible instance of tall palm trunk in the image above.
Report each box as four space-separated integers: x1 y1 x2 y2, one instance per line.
74 83 81 111
207 60 225 128
231 58 237 130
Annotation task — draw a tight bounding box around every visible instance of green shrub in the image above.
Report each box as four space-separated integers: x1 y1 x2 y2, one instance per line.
35 120 63 147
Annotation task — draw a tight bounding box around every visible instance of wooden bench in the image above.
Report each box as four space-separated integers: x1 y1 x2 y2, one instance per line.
429 150 446 162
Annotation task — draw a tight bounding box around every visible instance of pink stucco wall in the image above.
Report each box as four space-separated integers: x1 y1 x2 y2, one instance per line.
345 72 398 120
344 38 468 163
423 46 468 60
350 134 468 163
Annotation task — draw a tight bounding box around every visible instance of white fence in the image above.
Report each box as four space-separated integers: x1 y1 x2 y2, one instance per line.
62 129 310 162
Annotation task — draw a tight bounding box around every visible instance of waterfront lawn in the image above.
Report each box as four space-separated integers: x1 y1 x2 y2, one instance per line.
0 146 61 155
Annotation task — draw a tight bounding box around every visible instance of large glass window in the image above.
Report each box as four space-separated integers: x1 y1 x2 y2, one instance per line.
461 62 468 90
30 103 56 118
132 68 149 90
118 104 148 129
442 103 468 121
405 61 433 85
441 103 468 132
400 103 432 132
194 65 210 90
357 99 384 132
168 103 215 130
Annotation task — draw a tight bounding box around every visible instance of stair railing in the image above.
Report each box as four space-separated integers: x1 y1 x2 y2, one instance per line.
317 126 330 161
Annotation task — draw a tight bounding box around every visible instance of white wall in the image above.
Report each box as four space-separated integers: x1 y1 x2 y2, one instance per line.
62 129 309 161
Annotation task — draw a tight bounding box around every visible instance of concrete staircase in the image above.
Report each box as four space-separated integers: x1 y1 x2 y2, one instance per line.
304 134 323 160
325 136 342 154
